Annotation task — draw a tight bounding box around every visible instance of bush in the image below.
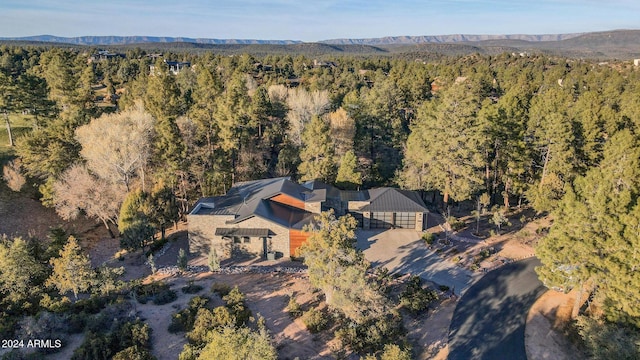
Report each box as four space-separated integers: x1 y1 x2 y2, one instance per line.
210 282 231 297
422 232 436 245
153 289 177 305
168 296 210 333
177 248 188 271
186 307 234 345
112 346 155 360
39 294 72 313
287 296 302 319
336 311 404 354
133 281 170 304
223 287 251 326
302 308 328 333
399 276 439 314
181 281 203 294
208 249 220 272
447 216 465 231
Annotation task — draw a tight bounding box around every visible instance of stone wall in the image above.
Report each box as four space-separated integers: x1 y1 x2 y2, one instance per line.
187 214 291 260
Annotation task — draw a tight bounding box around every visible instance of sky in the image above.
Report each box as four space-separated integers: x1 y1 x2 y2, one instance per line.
1 0 639 42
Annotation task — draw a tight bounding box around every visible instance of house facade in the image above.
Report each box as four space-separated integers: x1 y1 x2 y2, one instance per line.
187 177 428 260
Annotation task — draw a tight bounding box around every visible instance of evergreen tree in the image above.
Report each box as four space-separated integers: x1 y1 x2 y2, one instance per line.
0 237 45 303
536 129 640 325
335 150 362 190
400 80 485 207
298 116 336 183
47 236 94 299
299 211 386 322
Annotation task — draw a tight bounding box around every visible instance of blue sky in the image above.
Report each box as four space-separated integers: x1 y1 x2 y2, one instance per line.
1 0 639 41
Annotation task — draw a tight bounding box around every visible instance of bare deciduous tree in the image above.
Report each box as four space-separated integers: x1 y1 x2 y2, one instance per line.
52 165 125 237
285 88 330 145
328 107 356 157
2 159 26 192
75 102 155 191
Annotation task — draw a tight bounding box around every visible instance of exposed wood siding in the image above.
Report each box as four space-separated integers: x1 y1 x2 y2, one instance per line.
270 194 305 210
289 229 310 257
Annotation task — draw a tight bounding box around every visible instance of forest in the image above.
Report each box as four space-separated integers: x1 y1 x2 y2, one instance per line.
1 44 640 358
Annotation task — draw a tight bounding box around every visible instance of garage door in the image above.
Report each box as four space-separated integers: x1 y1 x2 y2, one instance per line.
370 212 393 229
394 212 416 229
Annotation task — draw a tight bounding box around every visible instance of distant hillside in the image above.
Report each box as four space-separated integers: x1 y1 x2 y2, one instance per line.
2 30 640 59
0 35 301 45
321 33 584 45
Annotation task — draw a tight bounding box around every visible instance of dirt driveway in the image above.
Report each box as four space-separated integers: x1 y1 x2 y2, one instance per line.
356 229 479 295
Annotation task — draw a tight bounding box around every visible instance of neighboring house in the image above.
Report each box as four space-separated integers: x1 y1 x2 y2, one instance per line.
188 177 428 260
149 59 191 75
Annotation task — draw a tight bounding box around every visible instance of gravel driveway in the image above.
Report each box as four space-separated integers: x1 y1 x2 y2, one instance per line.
356 229 479 295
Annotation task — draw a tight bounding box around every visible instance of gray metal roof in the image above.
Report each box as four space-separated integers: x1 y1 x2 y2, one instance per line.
359 188 428 212
214 228 271 238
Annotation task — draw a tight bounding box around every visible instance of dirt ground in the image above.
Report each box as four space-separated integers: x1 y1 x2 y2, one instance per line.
525 290 584 360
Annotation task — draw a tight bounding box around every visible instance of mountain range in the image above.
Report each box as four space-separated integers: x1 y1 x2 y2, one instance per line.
2 30 640 59
0 33 589 46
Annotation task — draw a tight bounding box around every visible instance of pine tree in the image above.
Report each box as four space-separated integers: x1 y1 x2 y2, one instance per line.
47 236 94 299
299 211 387 322
536 129 640 325
400 80 485 207
335 150 362 190
298 116 336 183
0 237 45 303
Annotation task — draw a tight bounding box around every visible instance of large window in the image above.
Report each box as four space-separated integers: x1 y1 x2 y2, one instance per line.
370 212 393 229
394 212 416 229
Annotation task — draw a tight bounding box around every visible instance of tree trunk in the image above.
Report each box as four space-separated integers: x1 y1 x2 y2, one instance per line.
102 219 115 238
571 285 584 319
503 181 511 208
4 113 14 147
539 144 552 191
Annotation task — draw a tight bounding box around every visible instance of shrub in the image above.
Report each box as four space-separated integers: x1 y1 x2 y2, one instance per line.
399 276 439 314
287 296 302 319
210 282 231 297
422 232 436 245
153 289 177 305
112 346 155 360
447 216 465 231
133 281 170 304
40 294 72 313
335 311 404 354
181 281 203 294
208 248 220 272
302 308 328 333
168 296 210 333
187 307 234 345
177 248 188 271
223 287 251 326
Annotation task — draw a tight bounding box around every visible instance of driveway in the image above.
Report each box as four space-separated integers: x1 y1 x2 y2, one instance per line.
448 257 546 360
356 229 478 295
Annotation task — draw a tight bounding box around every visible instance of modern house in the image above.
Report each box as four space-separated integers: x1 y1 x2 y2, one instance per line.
188 177 428 260
149 59 191 75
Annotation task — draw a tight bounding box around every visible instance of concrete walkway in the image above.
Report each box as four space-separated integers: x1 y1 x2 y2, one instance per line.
356 229 479 295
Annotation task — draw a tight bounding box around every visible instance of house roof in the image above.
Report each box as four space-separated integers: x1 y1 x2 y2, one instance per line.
359 188 428 212
190 178 427 231
190 177 320 229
